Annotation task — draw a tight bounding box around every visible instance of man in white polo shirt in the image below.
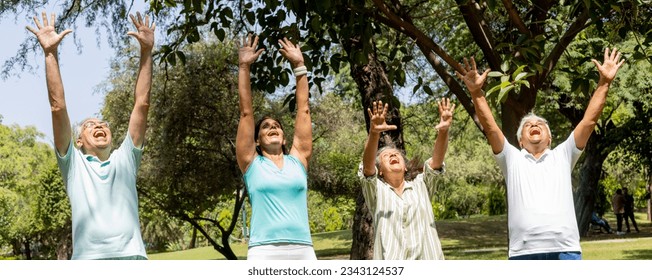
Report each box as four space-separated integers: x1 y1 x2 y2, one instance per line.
454 48 624 260
27 11 154 260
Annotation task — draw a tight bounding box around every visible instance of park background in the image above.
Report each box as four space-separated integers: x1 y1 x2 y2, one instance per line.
0 0 651 260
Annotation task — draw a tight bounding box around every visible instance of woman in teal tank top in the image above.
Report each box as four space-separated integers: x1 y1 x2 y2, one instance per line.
235 35 316 260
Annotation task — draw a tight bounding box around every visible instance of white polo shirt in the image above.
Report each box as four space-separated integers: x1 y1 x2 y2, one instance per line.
495 132 582 258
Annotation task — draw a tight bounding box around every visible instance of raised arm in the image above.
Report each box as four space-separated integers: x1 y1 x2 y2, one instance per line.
456 57 504 154
429 98 455 170
26 12 73 156
126 12 155 148
362 101 398 176
279 38 311 169
235 35 264 173
574 47 625 150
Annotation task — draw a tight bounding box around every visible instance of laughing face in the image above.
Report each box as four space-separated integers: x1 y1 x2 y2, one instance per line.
518 118 551 150
256 118 286 149
76 118 112 153
377 148 406 177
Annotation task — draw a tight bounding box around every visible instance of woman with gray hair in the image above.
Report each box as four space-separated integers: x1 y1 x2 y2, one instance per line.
358 98 454 260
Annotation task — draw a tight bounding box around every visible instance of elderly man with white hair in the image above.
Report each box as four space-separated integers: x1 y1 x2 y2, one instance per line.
455 48 624 260
27 11 154 260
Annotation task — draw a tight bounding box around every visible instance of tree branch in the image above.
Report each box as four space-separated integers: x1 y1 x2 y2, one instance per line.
501 0 530 35
454 0 502 70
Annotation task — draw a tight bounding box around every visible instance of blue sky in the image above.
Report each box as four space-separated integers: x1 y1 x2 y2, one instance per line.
0 3 146 146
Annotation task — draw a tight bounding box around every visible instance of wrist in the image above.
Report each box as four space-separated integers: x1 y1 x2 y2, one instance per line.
293 65 308 77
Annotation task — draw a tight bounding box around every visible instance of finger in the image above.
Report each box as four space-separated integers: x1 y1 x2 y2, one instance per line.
137 12 143 25
26 25 37 35
255 49 264 57
278 38 288 49
437 99 443 114
60 29 72 38
144 14 150 27
471 57 477 70
382 103 389 118
450 103 456 114
151 22 156 31
480 69 491 80
252 35 259 49
614 51 621 63
617 59 625 68
247 33 253 47
50 13 55 28
455 71 464 80
32 16 42 29
42 11 48 27
604 47 609 63
610 48 618 61
127 31 137 38
386 125 397 131
367 108 373 119
463 57 470 70
130 14 138 27
283 37 294 48
591 58 601 68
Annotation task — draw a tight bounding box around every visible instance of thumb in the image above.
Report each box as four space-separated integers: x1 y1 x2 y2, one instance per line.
60 29 73 38
591 59 600 68
127 31 138 38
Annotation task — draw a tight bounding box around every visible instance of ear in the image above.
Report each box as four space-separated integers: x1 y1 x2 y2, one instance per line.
76 138 83 149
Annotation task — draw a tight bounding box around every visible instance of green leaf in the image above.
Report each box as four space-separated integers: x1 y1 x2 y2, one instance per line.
488 71 504 78
280 71 290 87
424 85 434 95
497 85 514 103
245 11 255 25
512 65 526 79
175 51 186 65
514 72 528 81
517 80 530 88
215 28 225 42
167 53 177 66
485 84 500 97
501 61 509 73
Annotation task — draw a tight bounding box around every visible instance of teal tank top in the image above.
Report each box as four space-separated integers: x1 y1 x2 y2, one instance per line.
243 155 313 247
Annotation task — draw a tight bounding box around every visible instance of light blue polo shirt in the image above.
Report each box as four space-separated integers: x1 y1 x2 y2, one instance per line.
56 134 147 260
243 155 313 247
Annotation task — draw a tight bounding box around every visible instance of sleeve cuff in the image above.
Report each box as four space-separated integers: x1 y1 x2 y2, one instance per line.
424 158 445 175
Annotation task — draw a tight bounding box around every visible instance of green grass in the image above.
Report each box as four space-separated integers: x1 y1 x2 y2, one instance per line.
149 212 652 260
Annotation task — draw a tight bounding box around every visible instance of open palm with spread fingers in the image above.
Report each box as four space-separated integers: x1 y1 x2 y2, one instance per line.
127 12 155 52
367 101 397 134
237 34 264 67
26 11 72 54
455 57 490 93
278 37 304 67
592 48 625 83
435 98 455 131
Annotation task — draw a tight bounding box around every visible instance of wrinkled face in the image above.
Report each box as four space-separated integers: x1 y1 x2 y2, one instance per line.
519 119 551 149
377 148 406 176
256 118 285 148
76 118 112 152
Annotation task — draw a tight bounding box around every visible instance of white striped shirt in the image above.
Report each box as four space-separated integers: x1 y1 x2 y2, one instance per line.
358 158 445 260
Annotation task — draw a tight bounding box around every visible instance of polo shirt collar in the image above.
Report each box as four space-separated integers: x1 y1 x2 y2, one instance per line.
520 148 551 163
85 154 111 167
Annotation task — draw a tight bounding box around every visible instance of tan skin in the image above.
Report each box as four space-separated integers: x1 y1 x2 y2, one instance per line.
236 35 311 172
27 11 154 161
362 99 454 196
456 49 624 159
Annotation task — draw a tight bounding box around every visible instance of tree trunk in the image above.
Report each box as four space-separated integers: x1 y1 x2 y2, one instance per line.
574 135 609 236
56 230 72 260
342 35 404 259
188 227 197 249
23 239 31 260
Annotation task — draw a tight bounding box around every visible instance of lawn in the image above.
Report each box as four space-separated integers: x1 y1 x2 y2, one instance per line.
149 212 652 260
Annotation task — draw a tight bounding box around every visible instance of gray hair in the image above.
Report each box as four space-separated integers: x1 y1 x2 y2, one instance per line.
375 146 408 176
516 113 552 144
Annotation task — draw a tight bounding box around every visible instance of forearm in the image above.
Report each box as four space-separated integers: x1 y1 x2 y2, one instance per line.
45 52 72 154
292 73 312 157
430 129 448 170
236 65 256 171
581 80 610 126
471 91 504 153
129 50 153 147
362 132 380 176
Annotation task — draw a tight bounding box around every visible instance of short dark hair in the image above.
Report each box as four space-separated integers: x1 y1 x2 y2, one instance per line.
254 116 288 155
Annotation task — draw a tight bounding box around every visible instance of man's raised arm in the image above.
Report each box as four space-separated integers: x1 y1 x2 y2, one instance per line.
126 12 155 148
27 11 73 156
456 57 505 154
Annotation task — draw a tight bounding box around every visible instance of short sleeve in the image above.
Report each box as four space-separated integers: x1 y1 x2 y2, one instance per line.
422 158 445 197
357 162 378 214
55 140 76 190
117 133 144 174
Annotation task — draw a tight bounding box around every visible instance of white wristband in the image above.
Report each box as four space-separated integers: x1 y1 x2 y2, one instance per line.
293 66 308 77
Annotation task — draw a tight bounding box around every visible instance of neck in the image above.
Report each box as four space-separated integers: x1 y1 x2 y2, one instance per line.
382 172 405 192
524 145 547 159
85 148 111 162
261 148 284 159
